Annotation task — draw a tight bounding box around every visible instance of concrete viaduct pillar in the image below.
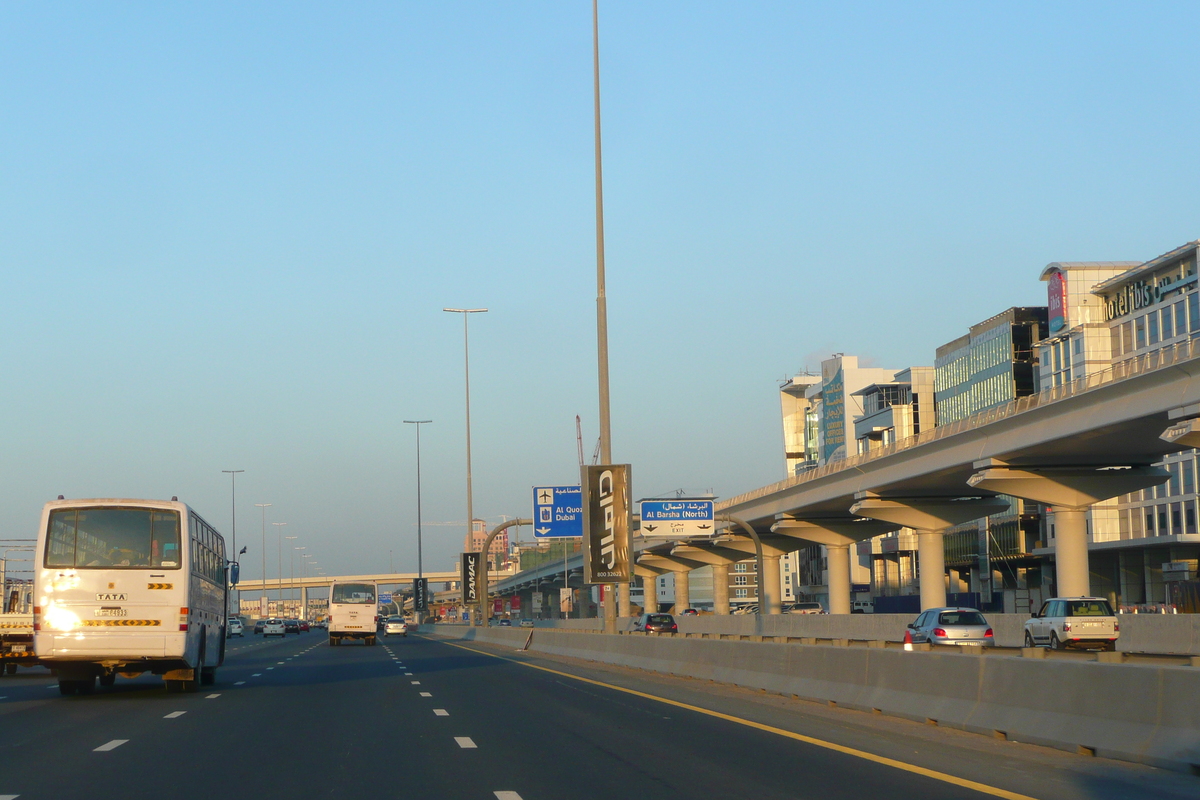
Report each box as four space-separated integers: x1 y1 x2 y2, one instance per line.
705 534 800 614
968 463 1169 598
636 553 704 614
669 543 749 615
770 518 899 614
634 564 665 613
849 496 1009 610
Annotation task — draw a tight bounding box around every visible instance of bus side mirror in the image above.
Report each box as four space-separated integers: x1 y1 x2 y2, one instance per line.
229 562 240 586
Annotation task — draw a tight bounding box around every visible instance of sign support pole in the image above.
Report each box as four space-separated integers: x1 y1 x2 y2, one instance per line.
477 518 532 627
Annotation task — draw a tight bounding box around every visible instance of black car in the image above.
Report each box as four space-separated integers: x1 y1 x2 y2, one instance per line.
634 613 678 633
253 620 265 634
284 619 300 634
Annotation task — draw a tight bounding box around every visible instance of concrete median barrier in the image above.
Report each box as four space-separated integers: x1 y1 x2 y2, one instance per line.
421 624 1200 772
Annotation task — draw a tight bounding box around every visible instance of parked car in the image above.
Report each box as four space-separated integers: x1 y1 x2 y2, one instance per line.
1024 597 1118 651
519 618 535 628
284 619 301 634
786 602 826 615
227 618 244 637
262 618 286 638
679 608 700 616
384 616 407 636
254 620 265 634
496 619 512 627
732 604 759 615
907 607 994 646
634 613 678 633
851 599 874 614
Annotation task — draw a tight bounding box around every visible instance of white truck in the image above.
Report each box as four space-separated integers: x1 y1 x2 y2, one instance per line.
328 581 377 646
0 612 36 675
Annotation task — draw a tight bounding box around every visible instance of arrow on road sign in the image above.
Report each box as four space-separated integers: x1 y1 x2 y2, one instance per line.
644 524 657 532
536 527 551 535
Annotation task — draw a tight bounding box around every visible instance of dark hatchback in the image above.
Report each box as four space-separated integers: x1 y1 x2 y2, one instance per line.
284 619 301 634
635 613 678 633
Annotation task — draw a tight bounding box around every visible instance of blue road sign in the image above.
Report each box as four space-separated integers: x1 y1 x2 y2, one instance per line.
532 485 583 538
639 500 715 539
379 593 393 605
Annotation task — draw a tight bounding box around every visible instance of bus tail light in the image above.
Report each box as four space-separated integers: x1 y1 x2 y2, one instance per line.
33 606 41 632
179 607 189 632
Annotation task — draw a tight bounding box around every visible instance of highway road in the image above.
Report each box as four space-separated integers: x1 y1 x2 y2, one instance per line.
0 631 1197 800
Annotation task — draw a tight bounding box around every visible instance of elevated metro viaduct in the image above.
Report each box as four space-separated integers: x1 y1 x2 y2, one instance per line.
233 570 471 616
495 340 1200 616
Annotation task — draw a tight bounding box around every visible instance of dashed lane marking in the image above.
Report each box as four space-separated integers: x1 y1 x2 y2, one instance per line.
235 681 246 685
267 667 275 670
206 694 221 699
94 739 128 752
441 641 1038 800
164 711 186 719
411 681 421 685
494 793 523 800
252 673 262 677
405 672 413 676
454 737 477 749
420 692 432 697
434 709 449 716
0 793 20 799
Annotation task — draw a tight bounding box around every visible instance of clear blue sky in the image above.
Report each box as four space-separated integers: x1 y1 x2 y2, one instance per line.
2 2 1198 584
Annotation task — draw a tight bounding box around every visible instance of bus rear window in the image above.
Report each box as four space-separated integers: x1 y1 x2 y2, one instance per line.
46 508 181 569
331 583 375 604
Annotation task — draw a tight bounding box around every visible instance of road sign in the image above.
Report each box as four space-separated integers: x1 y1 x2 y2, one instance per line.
379 592 393 605
639 499 715 539
581 464 632 584
532 485 583 538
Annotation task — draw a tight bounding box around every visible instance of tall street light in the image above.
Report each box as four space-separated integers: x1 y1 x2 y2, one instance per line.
272 522 287 615
222 470 244 615
255 503 271 617
403 419 433 578
292 544 304 614
444 307 487 624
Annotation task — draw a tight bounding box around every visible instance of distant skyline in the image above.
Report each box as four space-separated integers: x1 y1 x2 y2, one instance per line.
2 3 1198 585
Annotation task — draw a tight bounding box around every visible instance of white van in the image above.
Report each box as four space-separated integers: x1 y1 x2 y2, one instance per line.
851 599 874 614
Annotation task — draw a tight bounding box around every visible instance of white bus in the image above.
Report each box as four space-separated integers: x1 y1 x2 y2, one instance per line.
328 580 377 646
34 498 229 694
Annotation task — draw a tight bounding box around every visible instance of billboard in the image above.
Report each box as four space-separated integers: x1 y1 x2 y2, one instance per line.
413 578 429 612
581 463 632 584
1048 270 1067 333
460 552 481 605
821 366 846 463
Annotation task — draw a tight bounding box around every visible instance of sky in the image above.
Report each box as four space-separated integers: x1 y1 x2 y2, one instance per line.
3 2 1199 586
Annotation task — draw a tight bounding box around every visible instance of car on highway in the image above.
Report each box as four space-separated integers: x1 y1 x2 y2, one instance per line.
254 620 265 634
284 619 301 634
907 607 994 646
227 618 244 637
519 618 534 628
634 613 678 634
679 608 700 616
384 616 407 636
785 602 826 615
496 619 512 627
298 620 310 632
262 618 286 638
1024 597 1119 651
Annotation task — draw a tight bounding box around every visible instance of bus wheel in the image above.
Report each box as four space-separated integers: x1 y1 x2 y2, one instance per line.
367 636 376 646
201 667 216 686
99 673 116 687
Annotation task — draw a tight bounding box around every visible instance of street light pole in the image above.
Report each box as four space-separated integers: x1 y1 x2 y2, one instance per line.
272 522 287 616
255 503 271 617
403 420 433 578
222 470 244 615
444 307 486 624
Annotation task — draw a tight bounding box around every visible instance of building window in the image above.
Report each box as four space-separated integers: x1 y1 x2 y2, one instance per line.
1122 321 1134 353
1172 503 1183 534
733 562 748 573
1146 511 1155 534
734 575 748 586
734 588 747 599
1190 292 1200 335
1110 326 1122 357
1188 503 1197 534
1149 311 1160 345
1158 506 1168 533
1074 337 1083 355
1136 316 1146 349
1162 307 1174 339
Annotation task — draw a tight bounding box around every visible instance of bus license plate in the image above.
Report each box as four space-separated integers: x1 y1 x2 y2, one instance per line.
95 608 127 618
9 644 26 653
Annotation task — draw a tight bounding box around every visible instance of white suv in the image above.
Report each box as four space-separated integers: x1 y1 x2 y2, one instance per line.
1024 597 1119 651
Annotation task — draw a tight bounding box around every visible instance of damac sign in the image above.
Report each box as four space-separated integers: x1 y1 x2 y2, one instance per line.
581 463 632 584
460 552 481 605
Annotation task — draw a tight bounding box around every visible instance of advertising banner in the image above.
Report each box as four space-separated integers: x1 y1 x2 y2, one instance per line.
413 578 429 612
460 552 481 605
1048 270 1067 333
493 598 504 614
559 587 573 614
532 593 543 612
509 596 521 613
581 463 632 584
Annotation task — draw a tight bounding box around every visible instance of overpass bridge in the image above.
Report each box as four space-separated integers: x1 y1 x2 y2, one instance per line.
234 570 463 593
488 338 1200 617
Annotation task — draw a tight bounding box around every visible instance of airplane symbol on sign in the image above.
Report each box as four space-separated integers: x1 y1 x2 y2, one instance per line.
539 490 553 503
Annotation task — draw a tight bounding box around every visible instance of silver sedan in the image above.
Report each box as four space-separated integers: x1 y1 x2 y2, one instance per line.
907 607 994 646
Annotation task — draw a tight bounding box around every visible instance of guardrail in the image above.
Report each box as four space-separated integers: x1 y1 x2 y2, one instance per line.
721 336 1200 510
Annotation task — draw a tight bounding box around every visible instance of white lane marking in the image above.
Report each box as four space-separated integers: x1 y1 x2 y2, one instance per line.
46 685 57 689
420 692 432 697
164 711 186 719
94 739 128 752
0 794 20 799
235 681 246 685
455 737 477 749
0 697 6 700
267 667 274 670
433 709 449 716
277 661 285 664
405 672 413 676
252 673 262 676
495 793 523 800
206 694 221 699
411 681 421 685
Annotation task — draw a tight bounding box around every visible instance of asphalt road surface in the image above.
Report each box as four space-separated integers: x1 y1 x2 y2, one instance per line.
1 630 1197 799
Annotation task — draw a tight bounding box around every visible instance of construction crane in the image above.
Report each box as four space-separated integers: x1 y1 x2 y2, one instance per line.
576 415 601 466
